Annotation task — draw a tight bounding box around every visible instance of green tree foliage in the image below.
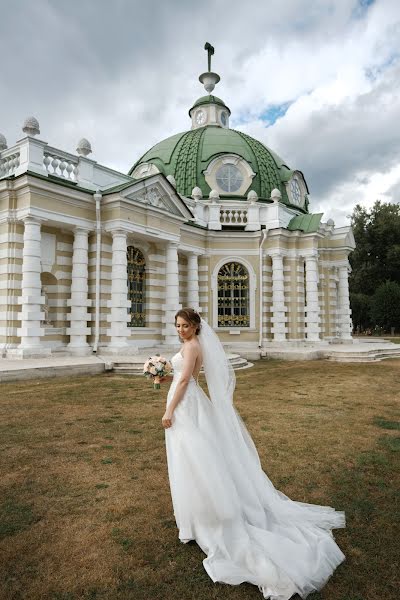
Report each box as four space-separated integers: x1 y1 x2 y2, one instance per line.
349 201 400 296
350 292 372 332
370 281 400 332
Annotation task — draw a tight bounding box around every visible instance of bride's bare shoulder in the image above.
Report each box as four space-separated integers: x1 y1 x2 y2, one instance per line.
185 338 201 355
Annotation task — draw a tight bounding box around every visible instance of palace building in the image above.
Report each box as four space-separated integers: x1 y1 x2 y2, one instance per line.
0 52 355 359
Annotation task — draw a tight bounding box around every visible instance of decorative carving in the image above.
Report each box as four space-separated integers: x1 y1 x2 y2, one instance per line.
76 138 92 156
22 116 40 136
128 186 180 215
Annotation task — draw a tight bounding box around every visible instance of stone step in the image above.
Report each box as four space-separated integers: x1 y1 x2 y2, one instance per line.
111 353 253 374
325 347 400 362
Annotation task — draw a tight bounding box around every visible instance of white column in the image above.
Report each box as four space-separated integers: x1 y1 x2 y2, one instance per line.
338 263 352 340
106 230 131 352
163 241 181 344
13 217 51 358
304 253 321 341
187 253 200 311
270 252 287 342
67 228 91 355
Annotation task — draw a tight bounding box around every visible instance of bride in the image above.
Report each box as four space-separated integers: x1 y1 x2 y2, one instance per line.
161 308 345 600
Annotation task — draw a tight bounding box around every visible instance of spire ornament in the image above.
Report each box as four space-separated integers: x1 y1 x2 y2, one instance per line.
205 42 214 72
199 42 220 94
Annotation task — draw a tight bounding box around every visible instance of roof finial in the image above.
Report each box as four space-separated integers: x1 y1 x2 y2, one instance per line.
199 42 220 94
204 42 214 72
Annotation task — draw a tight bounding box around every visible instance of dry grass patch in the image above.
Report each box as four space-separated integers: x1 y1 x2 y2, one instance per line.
0 360 399 600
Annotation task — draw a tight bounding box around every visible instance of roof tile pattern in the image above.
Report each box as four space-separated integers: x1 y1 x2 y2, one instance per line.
129 125 302 208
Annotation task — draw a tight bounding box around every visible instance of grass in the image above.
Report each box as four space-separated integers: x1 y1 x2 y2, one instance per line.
0 359 399 600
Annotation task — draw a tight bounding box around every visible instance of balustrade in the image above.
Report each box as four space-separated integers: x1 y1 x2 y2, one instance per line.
0 150 21 177
43 149 79 181
220 207 248 226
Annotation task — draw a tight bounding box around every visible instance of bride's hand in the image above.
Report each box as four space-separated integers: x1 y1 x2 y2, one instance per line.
162 410 174 429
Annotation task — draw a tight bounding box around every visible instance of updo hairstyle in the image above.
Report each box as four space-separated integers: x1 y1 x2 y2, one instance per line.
174 307 201 335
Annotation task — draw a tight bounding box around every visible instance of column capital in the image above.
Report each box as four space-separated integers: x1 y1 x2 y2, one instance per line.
20 215 45 225
110 228 128 239
166 240 179 250
268 248 287 259
73 226 91 235
302 249 319 260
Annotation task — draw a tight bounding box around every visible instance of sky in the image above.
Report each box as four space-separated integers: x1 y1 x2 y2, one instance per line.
1 0 400 225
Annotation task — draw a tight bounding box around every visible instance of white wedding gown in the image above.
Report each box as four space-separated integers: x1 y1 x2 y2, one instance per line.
165 350 345 600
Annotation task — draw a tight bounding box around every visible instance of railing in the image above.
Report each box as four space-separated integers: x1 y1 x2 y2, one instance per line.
43 147 79 181
220 207 248 226
0 149 21 177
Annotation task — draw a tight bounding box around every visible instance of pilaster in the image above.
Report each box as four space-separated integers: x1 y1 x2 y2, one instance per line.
106 230 132 353
338 262 353 340
163 241 181 344
270 251 287 342
186 252 200 311
304 252 321 341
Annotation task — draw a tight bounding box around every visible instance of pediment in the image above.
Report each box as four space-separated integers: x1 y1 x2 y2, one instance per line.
113 175 193 220
124 185 181 215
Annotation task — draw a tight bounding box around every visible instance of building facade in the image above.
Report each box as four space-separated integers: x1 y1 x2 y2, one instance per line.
0 65 355 359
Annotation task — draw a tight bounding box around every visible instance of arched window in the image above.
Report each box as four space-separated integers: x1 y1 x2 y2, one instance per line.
217 262 250 327
127 246 146 327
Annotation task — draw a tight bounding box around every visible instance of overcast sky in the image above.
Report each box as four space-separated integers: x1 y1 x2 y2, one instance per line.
1 0 399 225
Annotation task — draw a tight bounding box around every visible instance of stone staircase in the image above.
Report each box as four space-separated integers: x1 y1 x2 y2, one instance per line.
110 352 252 375
324 344 400 363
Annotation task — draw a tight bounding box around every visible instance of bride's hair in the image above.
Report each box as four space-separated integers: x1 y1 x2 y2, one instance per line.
175 308 202 335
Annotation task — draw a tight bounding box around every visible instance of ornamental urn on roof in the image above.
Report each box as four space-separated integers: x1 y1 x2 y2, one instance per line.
76 138 92 156
0 133 7 150
22 116 40 136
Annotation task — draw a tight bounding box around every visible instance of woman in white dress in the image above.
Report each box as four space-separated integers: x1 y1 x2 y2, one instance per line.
161 308 346 600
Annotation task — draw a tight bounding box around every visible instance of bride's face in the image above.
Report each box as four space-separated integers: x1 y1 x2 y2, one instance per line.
176 316 196 341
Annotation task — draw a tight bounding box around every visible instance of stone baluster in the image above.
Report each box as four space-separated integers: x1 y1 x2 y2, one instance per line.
270 251 287 341
187 252 200 311
67 228 91 355
107 230 131 352
338 263 352 340
304 253 321 341
164 241 181 344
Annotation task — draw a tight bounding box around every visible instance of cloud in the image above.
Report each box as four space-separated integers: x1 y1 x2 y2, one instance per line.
1 0 399 225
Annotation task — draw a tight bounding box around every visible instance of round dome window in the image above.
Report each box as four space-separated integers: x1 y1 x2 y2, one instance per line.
216 164 243 193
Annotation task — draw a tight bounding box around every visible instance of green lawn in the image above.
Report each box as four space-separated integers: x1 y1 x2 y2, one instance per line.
0 359 399 600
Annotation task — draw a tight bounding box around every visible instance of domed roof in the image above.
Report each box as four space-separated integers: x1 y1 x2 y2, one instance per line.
129 125 296 204
190 95 231 115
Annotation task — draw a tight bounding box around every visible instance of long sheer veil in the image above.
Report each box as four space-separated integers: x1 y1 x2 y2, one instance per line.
197 316 346 533
198 317 236 408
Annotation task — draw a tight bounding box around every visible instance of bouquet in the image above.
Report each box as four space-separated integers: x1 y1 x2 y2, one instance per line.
143 354 172 389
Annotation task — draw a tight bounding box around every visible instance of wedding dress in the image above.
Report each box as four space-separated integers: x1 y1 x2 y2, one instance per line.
164 319 345 600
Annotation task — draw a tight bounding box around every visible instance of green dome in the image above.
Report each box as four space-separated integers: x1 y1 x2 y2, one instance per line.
129 125 297 204
189 95 231 116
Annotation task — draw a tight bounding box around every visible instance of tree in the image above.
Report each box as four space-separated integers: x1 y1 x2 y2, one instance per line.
370 281 400 333
349 201 400 296
350 292 372 332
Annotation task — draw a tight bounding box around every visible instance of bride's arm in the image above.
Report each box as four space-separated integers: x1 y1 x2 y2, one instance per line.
162 344 198 428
